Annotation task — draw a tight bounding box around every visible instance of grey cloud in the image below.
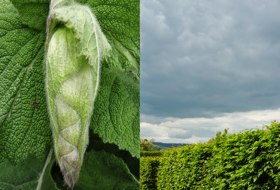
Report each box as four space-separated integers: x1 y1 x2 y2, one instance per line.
141 109 280 143
141 0 280 118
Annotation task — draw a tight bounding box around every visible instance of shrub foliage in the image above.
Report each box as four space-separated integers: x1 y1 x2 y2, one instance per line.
144 121 280 189
141 139 160 151
141 151 163 157
140 157 160 190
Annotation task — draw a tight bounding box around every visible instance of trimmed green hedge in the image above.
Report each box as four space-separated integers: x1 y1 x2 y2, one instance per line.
141 151 163 157
140 157 160 190
155 121 280 189
157 142 214 189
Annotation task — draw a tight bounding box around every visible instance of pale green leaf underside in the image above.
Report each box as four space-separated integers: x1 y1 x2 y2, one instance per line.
49 2 111 62
46 2 114 186
49 0 140 157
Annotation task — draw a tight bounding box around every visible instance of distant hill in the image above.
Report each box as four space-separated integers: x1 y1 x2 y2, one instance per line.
154 142 186 150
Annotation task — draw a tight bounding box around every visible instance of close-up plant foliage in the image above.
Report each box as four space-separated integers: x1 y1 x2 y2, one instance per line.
0 0 139 189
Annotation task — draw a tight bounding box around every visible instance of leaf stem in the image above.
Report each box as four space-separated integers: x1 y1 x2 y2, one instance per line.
36 148 53 190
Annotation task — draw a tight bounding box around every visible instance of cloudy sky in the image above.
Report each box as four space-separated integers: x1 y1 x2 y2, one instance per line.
140 0 280 143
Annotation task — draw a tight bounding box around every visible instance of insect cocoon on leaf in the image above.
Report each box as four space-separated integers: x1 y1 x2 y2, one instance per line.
45 1 111 188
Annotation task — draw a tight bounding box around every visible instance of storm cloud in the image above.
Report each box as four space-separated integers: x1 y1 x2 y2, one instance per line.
140 0 280 142
141 0 280 117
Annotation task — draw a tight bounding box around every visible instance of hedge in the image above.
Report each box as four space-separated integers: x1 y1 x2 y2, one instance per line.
156 121 280 189
141 151 163 157
140 157 160 190
157 142 214 189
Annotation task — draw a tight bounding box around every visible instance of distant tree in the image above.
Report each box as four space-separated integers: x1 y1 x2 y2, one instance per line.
140 139 160 151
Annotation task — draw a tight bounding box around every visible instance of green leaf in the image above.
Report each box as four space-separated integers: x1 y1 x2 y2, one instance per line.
3 0 140 161
79 0 141 157
0 0 139 188
82 0 140 76
84 0 140 157
76 150 139 190
88 132 140 179
0 0 51 163
91 66 140 158
40 150 60 190
0 150 58 190
10 0 49 31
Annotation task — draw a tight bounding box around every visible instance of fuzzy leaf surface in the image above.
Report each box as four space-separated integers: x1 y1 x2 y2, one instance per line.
0 151 57 190
76 150 139 190
10 0 49 31
82 0 140 75
0 0 139 188
84 0 140 158
0 0 51 163
91 66 140 158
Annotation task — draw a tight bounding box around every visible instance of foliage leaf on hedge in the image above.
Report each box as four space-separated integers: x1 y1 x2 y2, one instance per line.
154 121 280 189
140 157 160 190
140 151 163 157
